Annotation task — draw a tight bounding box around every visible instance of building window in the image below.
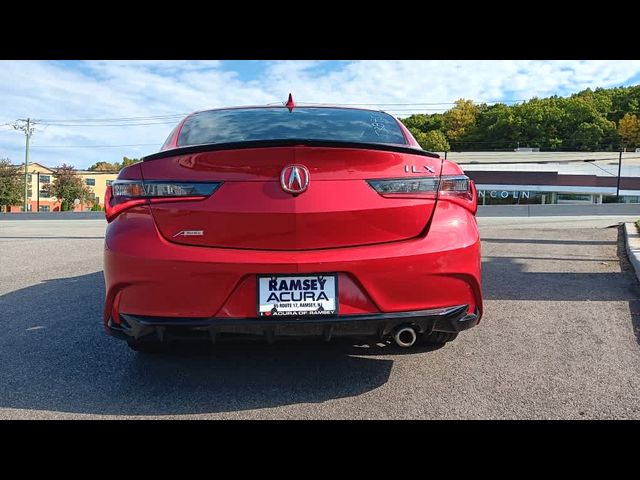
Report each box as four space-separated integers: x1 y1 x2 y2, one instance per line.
556 193 593 204
85 178 96 186
39 205 50 212
39 190 50 198
603 195 640 204
40 175 51 183
27 174 32 182
27 189 32 198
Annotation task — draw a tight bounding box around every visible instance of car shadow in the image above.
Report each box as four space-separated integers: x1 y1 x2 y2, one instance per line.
0 272 401 416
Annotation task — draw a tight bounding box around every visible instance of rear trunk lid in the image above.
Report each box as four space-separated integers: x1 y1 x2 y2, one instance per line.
141 144 442 250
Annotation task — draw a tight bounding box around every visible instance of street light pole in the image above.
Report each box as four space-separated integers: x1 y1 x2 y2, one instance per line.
12 118 35 212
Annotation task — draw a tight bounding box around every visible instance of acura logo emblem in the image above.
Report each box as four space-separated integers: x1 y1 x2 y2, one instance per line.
280 165 310 194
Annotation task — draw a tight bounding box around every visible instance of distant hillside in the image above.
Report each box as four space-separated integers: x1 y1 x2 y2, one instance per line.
400 85 640 152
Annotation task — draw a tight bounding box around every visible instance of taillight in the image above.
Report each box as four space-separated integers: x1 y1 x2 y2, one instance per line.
105 180 221 222
367 175 477 213
367 177 440 198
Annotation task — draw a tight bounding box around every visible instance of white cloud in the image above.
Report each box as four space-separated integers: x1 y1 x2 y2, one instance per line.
0 60 639 169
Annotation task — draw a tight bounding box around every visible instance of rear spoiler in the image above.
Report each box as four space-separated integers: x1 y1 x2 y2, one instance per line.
143 139 440 162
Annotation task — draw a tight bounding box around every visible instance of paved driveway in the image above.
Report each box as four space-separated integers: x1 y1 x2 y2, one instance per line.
0 217 638 419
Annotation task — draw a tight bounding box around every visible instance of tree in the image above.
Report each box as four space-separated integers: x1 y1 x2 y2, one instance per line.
0 159 25 212
443 99 480 141
42 164 94 211
400 84 640 152
619 113 640 148
88 161 119 172
401 113 445 133
88 157 140 172
414 130 450 152
120 157 139 170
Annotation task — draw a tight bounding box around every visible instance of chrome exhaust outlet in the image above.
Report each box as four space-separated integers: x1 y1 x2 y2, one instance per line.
393 326 417 348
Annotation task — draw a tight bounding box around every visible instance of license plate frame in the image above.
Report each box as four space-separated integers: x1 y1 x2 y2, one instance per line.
256 273 339 318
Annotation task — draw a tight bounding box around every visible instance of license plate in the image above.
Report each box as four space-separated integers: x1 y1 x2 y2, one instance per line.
257 274 338 317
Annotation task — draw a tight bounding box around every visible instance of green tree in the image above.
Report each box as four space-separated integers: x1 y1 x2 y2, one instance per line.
619 113 640 148
88 161 120 172
0 159 25 212
458 103 519 150
120 157 139 170
511 97 567 150
402 84 640 152
42 164 94 211
414 130 450 152
401 113 445 133
90 157 140 172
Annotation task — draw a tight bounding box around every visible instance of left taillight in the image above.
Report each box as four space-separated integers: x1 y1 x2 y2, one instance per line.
105 180 221 222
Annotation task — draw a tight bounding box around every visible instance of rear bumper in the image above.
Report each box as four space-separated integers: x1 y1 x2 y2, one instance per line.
107 304 479 343
104 204 483 326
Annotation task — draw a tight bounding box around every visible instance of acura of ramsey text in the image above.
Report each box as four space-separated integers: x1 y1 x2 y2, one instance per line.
103 96 483 352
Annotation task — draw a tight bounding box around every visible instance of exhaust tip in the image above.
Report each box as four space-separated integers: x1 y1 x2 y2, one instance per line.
393 326 417 348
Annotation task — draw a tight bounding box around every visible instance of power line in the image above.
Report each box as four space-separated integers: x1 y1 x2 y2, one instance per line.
30 143 158 149
301 100 529 106
14 99 639 125
585 160 619 176
29 100 531 124
36 113 188 122
37 121 179 127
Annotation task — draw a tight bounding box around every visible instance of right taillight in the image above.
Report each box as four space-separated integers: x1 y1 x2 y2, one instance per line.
439 176 477 214
367 175 477 214
105 180 221 222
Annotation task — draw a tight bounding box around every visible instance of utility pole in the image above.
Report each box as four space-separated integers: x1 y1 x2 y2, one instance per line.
616 148 623 202
12 118 36 212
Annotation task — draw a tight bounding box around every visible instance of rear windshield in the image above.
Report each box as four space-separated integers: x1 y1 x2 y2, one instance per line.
176 107 407 146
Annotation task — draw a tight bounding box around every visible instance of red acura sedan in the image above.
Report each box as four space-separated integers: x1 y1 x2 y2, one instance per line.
103 100 482 352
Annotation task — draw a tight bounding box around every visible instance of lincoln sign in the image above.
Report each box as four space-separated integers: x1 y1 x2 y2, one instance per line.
478 190 531 199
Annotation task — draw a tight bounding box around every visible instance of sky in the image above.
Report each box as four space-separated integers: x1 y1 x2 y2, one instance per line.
1 60 640 170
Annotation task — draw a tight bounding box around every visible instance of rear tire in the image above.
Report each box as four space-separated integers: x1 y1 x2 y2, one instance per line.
419 331 458 345
126 338 168 354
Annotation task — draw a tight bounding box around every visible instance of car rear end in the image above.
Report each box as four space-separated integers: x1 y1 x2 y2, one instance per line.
103 106 482 348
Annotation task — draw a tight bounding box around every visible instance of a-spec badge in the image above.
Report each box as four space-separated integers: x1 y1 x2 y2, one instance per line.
173 230 204 237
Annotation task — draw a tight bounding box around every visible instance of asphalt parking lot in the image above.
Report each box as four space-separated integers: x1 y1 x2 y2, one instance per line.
0 216 639 419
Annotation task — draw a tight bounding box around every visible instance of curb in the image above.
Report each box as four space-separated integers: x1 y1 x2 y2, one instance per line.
624 222 640 284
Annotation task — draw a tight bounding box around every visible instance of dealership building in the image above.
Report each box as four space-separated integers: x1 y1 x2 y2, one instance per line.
447 151 640 205
5 162 117 212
